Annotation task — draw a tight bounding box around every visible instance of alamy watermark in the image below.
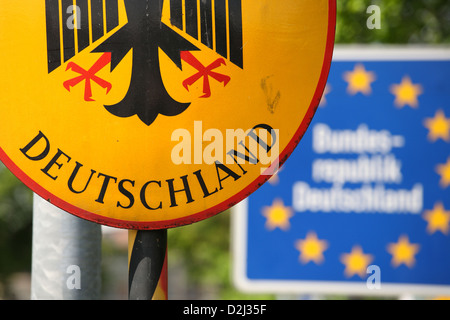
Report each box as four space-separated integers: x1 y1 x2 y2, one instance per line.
66 265 81 290
366 265 381 290
171 121 280 175
66 5 81 30
66 4 382 31
367 5 381 30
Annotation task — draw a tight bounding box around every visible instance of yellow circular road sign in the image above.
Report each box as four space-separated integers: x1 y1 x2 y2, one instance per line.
0 0 335 229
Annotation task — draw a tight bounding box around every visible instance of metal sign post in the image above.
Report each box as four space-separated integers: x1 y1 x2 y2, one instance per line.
128 229 168 300
31 194 102 300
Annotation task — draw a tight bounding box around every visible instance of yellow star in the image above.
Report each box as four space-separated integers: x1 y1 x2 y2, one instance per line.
386 235 420 268
390 76 423 108
424 110 450 142
262 198 293 231
423 202 450 235
267 166 283 186
437 158 450 188
295 232 329 265
340 245 374 279
319 84 331 107
343 64 376 95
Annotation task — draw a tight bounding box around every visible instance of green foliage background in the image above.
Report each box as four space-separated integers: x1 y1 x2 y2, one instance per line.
0 0 449 299
0 164 33 298
336 0 450 43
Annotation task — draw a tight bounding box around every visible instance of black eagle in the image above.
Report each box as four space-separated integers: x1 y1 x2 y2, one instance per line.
45 0 243 126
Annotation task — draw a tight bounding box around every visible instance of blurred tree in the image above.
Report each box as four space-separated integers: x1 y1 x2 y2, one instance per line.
168 210 274 299
0 163 33 298
336 0 450 44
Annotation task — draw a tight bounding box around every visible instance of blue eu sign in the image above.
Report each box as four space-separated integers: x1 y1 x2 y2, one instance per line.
232 47 450 296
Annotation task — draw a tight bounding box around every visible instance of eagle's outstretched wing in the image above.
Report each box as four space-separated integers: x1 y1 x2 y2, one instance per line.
169 0 243 69
45 0 243 73
45 0 121 73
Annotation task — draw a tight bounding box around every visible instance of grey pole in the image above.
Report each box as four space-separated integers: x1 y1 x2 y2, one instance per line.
30 193 102 300
128 229 168 300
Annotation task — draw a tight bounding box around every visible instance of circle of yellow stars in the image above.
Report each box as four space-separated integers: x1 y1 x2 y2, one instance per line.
261 62 450 279
261 197 429 279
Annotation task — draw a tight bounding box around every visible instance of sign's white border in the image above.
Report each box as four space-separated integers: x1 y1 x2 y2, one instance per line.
231 46 450 297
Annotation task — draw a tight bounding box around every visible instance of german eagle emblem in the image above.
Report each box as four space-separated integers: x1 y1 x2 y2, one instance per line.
45 0 243 125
